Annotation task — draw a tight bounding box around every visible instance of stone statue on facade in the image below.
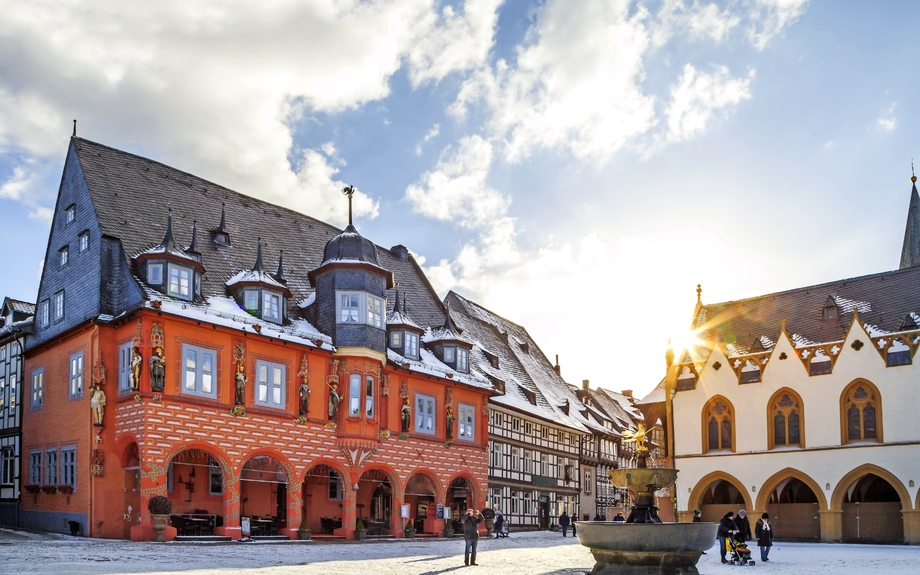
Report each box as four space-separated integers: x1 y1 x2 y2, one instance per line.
130 346 143 391
90 385 106 426
327 382 340 420
445 405 454 440
149 349 166 392
299 381 310 417
234 364 247 405
401 399 411 433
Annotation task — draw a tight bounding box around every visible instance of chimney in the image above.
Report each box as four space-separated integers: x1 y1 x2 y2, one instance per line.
582 379 590 391
621 389 633 398
554 354 561 375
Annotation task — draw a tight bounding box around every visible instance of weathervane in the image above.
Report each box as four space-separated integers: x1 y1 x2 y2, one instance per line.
912 160 916 184
342 185 355 226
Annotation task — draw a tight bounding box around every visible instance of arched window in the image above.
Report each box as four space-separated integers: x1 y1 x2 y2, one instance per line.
841 381 882 444
768 389 804 449
702 397 734 453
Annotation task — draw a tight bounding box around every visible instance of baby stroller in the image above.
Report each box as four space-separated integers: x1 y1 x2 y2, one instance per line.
726 537 755 566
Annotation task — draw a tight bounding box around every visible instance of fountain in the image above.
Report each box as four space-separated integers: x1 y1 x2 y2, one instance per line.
575 424 717 575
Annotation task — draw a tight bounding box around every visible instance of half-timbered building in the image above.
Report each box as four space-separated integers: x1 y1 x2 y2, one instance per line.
0 298 32 525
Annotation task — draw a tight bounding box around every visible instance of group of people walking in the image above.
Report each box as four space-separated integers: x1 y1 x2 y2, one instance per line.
700 508 773 563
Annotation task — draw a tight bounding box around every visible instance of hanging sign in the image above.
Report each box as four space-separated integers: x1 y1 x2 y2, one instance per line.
436 503 445 519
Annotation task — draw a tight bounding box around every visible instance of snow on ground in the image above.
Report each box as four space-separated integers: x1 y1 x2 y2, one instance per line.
1 529 918 574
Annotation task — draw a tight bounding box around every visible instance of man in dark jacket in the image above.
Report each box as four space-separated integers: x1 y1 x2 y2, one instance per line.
734 509 752 541
692 510 702 523
718 512 739 564
558 511 571 537
462 509 484 566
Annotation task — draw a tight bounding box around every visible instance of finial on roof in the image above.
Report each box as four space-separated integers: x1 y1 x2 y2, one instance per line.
213 202 231 246
160 208 176 251
900 167 920 269
217 202 227 232
342 185 355 227
252 237 264 272
393 290 401 314
185 220 199 254
912 160 917 184
442 301 462 334
696 284 702 303
274 249 286 283
72 119 77 137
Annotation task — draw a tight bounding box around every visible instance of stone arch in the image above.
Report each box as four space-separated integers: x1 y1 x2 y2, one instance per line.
115 433 141 467
301 458 350 487
766 388 806 449
361 463 403 501
839 378 884 444
701 395 736 453
755 467 827 511
687 470 753 515
406 468 446 503
830 463 911 511
446 471 482 507
236 447 296 485
162 441 235 481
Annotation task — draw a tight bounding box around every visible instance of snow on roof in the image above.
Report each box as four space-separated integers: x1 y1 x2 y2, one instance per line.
135 244 199 262
387 348 492 391
834 295 871 314
226 269 287 289
637 379 666 405
387 309 422 330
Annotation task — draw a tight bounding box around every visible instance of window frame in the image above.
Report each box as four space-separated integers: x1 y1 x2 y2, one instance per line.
78 231 89 252
53 290 64 322
1 447 14 486
64 204 76 225
840 380 883 444
458 403 475 441
335 290 386 328
415 394 435 434
243 289 259 313
365 375 375 418
209 458 223 495
262 291 283 323
38 300 49 328
348 373 361 417
181 344 217 399
45 448 58 486
443 345 455 363
702 396 735 453
254 359 286 409
168 264 193 300
456 347 469 373
147 262 164 285
59 246 69 268
69 352 84 399
405 332 419 359
328 470 343 501
29 450 42 485
61 446 77 490
118 342 133 394
390 330 402 347
31 368 44 410
768 388 805 449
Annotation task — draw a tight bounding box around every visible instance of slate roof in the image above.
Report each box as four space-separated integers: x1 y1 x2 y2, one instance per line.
71 137 446 327
5 299 35 315
695 264 920 356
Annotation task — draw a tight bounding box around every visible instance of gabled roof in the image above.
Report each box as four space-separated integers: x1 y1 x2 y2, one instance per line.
899 178 920 269
4 298 35 315
71 137 445 326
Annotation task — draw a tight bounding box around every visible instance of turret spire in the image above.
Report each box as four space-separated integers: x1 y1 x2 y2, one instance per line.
899 165 920 269
185 220 199 255
160 209 177 251
252 237 264 272
274 249 286 283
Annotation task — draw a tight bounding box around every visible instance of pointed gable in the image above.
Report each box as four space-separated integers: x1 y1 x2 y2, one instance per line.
899 174 920 269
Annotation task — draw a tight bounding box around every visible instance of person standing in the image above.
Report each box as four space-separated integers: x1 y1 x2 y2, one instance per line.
755 513 774 562
612 512 625 522
558 511 570 537
494 511 504 538
718 511 738 564
462 509 483 566
692 510 702 523
734 509 752 542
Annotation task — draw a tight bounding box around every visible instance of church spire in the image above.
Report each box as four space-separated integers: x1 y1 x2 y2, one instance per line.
899 163 920 269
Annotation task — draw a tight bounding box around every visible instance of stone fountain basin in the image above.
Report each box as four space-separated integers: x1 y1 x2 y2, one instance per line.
575 521 717 554
607 468 679 492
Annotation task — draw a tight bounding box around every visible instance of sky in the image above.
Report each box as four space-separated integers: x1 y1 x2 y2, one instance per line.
1 0 919 398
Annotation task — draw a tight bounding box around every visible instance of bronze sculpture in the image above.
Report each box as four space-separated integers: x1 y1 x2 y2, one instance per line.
234 364 246 405
327 382 340 420
401 399 411 433
445 406 454 440
149 349 166 392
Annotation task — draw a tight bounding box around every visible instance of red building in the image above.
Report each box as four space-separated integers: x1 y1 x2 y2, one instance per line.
20 137 493 540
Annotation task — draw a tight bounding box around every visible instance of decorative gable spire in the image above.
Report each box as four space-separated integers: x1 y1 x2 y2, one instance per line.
213 202 231 246
159 209 177 251
252 237 264 272
899 163 920 269
274 249 286 284
184 219 200 258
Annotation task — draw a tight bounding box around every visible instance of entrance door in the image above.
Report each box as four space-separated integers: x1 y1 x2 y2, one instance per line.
540 499 549 529
276 483 287 524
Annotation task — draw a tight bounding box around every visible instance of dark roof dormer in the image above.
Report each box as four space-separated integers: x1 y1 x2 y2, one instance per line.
213 202 231 247
426 304 473 373
388 291 424 360
134 209 206 301
226 238 292 324
822 295 839 320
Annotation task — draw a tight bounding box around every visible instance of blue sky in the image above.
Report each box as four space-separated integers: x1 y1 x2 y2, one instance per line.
1 0 918 396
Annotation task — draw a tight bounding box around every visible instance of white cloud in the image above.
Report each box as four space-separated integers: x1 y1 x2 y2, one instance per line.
652 0 742 46
877 118 896 131
0 0 497 225
0 166 39 200
295 148 378 223
28 206 53 224
666 64 754 142
747 0 809 50
415 123 441 155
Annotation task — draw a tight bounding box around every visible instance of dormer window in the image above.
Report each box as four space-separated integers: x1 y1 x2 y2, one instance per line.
65 204 75 225
822 296 838 320
457 347 469 373
444 346 455 363
390 331 402 347
263 292 282 323
405 332 419 359
168 264 192 300
336 291 385 329
147 263 163 285
244 290 259 313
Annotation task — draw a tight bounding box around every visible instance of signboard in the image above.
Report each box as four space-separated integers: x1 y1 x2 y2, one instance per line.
436 503 445 519
241 517 251 537
401 504 410 518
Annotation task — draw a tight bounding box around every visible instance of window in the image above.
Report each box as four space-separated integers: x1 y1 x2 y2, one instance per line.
182 344 217 398
38 300 49 328
61 447 76 489
457 348 469 373
263 291 282 322
390 331 402 347
490 442 503 468
68 352 84 399
45 449 58 485
458 404 475 441
842 381 881 443
540 453 548 476
336 291 385 328
243 290 259 312
405 332 419 359
348 374 361 416
78 231 89 252
118 342 133 394
365 375 375 418
0 448 13 486
53 290 64 321
584 471 592 494
59 246 69 268
255 360 285 408
770 390 803 449
523 449 533 473
886 337 912 367
415 394 435 433
443 346 455 363
31 369 43 409
168 265 192 299
147 263 164 285
328 470 343 500
65 204 76 224
511 446 521 471
29 451 41 485
8 375 15 413
209 458 223 495
703 396 734 452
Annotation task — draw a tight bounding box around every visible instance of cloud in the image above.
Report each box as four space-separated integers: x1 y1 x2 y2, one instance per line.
0 0 498 225
666 64 754 142
877 118 896 131
415 124 441 155
652 0 742 46
747 0 809 50
0 166 39 200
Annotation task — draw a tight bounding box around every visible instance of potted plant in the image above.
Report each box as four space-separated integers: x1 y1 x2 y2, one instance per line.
298 517 311 540
404 520 416 539
58 485 74 494
355 518 367 541
480 507 495 536
24 484 41 494
41 485 57 494
443 523 454 538
147 495 173 542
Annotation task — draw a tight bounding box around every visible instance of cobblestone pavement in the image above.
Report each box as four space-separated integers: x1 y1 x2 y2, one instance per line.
1 528 918 574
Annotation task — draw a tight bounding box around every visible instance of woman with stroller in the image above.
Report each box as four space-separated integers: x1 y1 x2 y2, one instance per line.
717 511 739 564
755 513 774 562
